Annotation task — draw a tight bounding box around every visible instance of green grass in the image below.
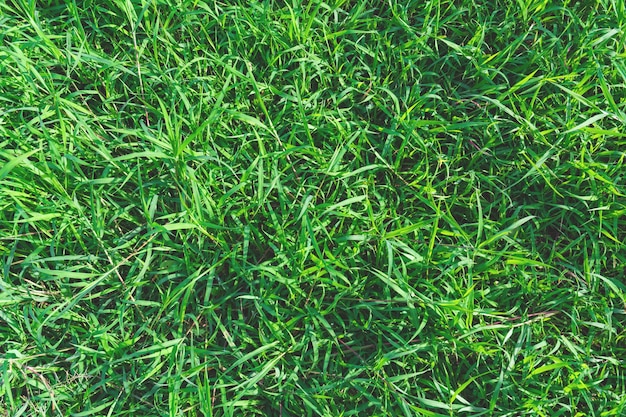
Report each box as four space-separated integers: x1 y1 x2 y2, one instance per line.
1 0 625 415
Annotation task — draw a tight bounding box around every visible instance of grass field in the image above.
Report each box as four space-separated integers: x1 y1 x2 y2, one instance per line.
1 0 626 415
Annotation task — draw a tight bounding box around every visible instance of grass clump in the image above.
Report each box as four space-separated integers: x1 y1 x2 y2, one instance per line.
1 0 625 415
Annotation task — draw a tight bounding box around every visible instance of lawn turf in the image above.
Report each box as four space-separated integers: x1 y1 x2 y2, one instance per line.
1 0 626 415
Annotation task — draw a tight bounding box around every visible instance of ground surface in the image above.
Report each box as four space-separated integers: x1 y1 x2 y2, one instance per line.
1 0 625 416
